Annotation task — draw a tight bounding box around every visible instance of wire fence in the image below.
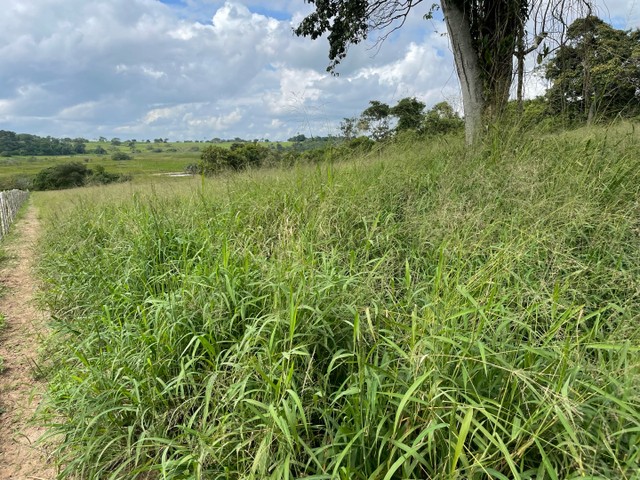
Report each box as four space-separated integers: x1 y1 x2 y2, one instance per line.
0 189 30 241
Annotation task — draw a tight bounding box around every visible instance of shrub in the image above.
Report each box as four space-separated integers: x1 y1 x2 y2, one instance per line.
32 162 91 190
184 163 200 175
200 145 236 174
87 165 131 186
31 163 131 190
422 101 464 135
111 152 132 161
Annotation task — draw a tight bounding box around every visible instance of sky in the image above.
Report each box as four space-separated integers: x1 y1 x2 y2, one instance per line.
0 0 638 141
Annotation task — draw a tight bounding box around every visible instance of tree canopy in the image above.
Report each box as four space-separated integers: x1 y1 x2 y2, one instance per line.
545 15 640 121
341 98 462 139
0 130 87 157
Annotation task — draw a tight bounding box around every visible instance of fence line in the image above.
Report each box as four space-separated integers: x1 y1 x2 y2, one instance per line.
0 189 30 241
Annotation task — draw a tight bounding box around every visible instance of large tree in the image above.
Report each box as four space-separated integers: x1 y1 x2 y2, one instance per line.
545 16 640 122
295 1 578 144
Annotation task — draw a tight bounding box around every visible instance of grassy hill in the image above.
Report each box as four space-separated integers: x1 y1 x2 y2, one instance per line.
34 123 639 479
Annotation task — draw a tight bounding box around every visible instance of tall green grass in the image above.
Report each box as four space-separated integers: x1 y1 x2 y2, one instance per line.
36 124 640 479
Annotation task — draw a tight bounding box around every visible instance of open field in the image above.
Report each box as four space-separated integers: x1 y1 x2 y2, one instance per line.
0 140 294 184
30 123 640 478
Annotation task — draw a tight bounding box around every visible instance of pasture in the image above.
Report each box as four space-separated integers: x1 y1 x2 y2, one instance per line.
21 123 640 478
0 140 293 187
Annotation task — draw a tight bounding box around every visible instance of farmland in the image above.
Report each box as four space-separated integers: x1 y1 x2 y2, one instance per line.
0 140 294 188
23 123 640 478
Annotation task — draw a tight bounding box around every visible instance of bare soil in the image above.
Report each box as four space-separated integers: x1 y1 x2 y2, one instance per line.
0 204 56 479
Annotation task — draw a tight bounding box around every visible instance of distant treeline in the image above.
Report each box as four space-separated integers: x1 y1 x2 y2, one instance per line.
0 130 87 156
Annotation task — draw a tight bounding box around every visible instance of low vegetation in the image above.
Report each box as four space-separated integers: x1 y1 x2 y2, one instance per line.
36 123 639 479
31 162 130 191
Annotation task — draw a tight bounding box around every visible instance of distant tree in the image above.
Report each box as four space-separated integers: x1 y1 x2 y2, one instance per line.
73 140 86 154
94 145 107 155
0 130 85 156
390 97 426 132
200 143 272 174
422 101 464 135
545 16 640 122
360 100 391 140
340 117 359 140
288 134 307 142
230 142 271 168
110 138 122 146
200 145 241 174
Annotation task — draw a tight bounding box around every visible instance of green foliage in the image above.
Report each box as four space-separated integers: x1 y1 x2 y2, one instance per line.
545 16 640 121
111 151 132 161
200 143 277 175
390 97 425 132
0 174 35 191
31 162 129 191
422 101 464 135
200 145 241 174
360 100 392 140
295 1 439 72
32 162 92 190
37 123 640 479
88 165 132 186
184 163 200 175
0 130 87 156
288 134 307 142
352 99 461 139
344 135 375 152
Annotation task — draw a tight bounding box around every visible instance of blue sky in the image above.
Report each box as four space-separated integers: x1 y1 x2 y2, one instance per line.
0 0 637 141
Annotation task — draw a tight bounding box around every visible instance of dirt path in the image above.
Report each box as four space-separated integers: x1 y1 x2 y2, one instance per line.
0 203 56 479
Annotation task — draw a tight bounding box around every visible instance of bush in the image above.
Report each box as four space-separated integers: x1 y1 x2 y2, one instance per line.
32 162 91 190
422 101 464 135
344 136 375 152
200 143 272 174
0 174 34 190
31 163 131 190
184 163 200 175
87 165 131 186
111 152 132 161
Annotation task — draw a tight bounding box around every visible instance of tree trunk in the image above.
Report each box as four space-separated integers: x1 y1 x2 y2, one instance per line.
517 30 526 113
441 0 485 145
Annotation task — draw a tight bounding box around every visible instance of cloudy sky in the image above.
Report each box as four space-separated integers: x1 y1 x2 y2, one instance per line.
0 0 638 141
